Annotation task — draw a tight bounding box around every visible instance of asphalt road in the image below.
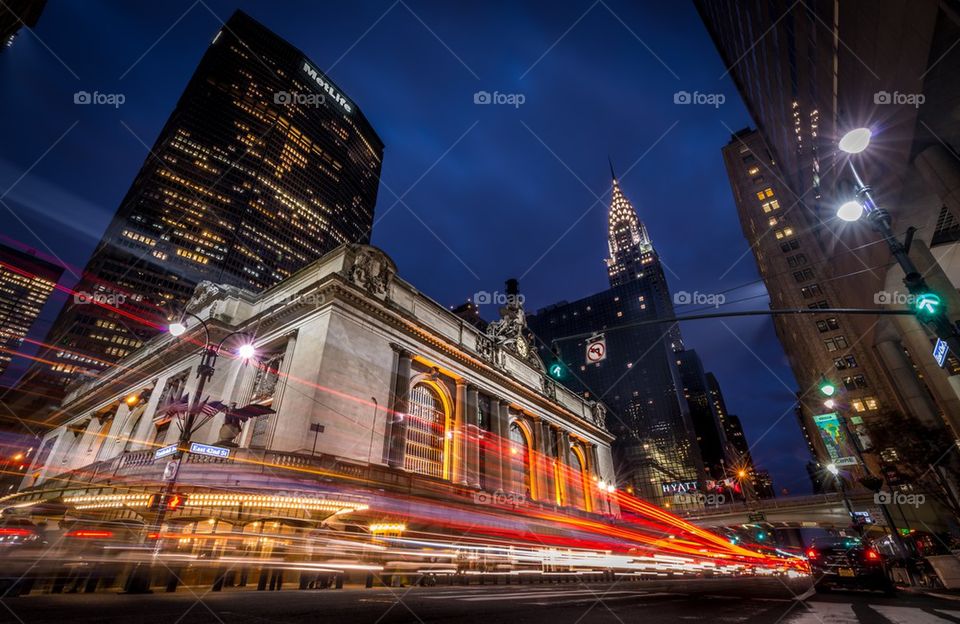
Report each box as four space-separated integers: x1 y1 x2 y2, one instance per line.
2 579 959 624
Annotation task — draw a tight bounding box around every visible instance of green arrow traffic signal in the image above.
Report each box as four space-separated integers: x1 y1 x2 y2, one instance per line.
914 292 943 319
548 361 565 380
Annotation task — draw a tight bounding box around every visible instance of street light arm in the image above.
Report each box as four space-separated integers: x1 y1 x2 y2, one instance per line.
847 159 880 215
212 329 256 353
174 311 212 350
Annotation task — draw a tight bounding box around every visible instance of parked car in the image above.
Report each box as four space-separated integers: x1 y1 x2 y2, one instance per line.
807 536 895 595
0 518 47 595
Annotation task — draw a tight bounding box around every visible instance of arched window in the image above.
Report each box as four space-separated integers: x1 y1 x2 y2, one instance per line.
509 422 532 497
404 383 446 478
566 447 588 511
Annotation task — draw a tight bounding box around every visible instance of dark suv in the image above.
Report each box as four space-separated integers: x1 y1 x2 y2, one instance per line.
807 536 895 595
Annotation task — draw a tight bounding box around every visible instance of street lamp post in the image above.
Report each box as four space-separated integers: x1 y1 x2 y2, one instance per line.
125 312 256 592
154 314 256 546
826 463 858 533
736 468 755 506
835 128 947 554
837 128 960 358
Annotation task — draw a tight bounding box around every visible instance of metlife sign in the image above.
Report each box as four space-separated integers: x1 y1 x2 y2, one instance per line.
300 60 353 114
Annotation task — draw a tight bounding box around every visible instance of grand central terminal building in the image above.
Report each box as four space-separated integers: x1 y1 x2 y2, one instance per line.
1 245 620 580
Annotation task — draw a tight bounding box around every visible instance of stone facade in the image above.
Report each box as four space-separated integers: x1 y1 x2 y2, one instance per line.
12 245 617 529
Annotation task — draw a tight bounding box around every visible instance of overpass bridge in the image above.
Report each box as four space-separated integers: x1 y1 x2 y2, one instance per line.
676 491 941 532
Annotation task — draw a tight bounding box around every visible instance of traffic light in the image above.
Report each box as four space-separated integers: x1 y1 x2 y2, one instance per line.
818 377 836 397
913 291 944 320
147 493 186 511
548 361 565 380
547 345 565 380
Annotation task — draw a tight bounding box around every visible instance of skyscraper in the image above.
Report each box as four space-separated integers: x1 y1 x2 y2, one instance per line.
0 244 63 380
528 170 704 508
10 10 384 405
699 1 960 492
720 128 900 486
676 349 728 481
1 0 47 52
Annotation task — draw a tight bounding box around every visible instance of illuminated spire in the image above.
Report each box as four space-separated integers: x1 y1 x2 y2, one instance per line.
606 166 652 261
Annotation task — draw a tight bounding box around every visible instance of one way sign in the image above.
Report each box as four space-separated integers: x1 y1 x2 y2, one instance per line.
585 334 607 364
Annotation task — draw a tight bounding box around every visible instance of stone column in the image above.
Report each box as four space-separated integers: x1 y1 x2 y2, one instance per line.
466 385 480 488
453 380 468 485
499 402 513 493
874 322 941 428
529 416 546 502
558 430 572 505
253 331 297 450
582 441 597 512
385 344 412 469
590 445 601 477
483 397 503 492
540 421 556 505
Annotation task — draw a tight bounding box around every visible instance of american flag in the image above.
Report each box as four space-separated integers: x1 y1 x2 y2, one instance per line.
199 399 226 417
156 393 190 416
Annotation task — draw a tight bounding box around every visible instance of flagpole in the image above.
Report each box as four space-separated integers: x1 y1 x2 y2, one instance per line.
125 312 256 593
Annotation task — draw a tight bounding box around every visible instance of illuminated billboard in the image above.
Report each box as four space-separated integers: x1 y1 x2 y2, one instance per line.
813 412 858 466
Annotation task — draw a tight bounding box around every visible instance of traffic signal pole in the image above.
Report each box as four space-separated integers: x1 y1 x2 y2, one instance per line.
546 306 920 347
123 352 214 593
850 160 960 361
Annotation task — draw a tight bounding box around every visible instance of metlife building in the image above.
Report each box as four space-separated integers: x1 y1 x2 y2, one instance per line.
11 9 385 400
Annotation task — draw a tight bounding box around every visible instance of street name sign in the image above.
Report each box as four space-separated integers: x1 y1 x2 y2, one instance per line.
188 442 231 458
154 444 177 459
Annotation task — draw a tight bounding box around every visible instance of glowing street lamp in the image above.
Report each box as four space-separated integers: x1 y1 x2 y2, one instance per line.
837 126 960 360
168 321 187 337
838 127 871 154
836 200 864 223
826 463 839 476
236 343 256 360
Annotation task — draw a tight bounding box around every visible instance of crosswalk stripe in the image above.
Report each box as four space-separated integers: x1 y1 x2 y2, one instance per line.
934 610 960 620
457 590 652 602
423 588 610 599
789 602 858 623
872 605 956 623
529 592 676 606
